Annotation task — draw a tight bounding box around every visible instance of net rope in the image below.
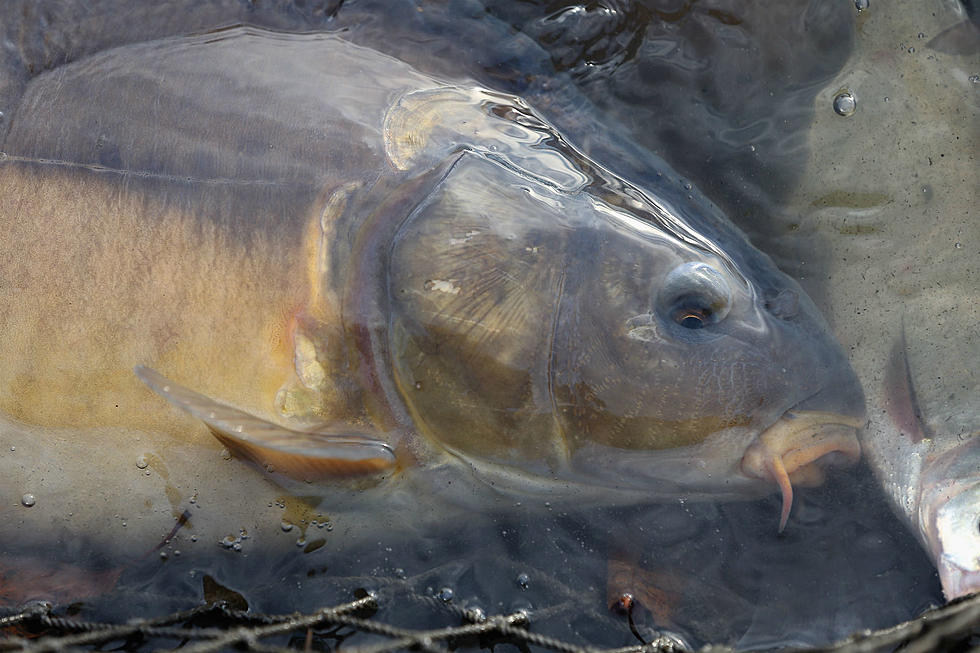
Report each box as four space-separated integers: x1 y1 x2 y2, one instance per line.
1 579 977 653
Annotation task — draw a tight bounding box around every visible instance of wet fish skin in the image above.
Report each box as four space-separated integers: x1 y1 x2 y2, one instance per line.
0 28 864 553
869 335 980 600
920 441 980 599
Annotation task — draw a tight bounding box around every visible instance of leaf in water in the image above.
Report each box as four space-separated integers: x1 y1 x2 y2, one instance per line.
303 538 326 554
202 575 249 612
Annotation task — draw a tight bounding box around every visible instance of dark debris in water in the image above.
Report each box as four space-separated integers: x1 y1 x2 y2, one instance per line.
1 588 977 653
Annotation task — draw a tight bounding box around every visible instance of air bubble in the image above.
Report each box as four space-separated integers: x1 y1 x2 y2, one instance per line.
854 0 868 10
465 606 487 623
21 493 35 507
220 449 232 460
159 551 168 560
833 91 857 117
136 455 148 469
436 587 454 602
9 446 15 452
281 521 294 532
510 607 532 626
517 573 530 590
220 535 237 548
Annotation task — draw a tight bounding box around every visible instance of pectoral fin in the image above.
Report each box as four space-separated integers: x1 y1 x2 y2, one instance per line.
134 366 396 479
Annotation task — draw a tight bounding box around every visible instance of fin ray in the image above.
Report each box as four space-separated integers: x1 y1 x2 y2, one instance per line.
134 365 395 477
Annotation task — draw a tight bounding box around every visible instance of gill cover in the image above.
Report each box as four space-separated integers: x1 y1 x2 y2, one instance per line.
384 148 766 477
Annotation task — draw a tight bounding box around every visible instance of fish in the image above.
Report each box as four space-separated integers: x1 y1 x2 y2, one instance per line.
865 329 980 600
771 2 979 600
0 26 864 559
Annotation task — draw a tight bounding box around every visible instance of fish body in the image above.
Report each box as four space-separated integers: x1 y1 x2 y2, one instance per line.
865 334 980 599
775 2 980 600
0 27 864 552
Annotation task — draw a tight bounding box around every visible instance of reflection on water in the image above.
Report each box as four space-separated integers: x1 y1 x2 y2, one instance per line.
1 0 973 649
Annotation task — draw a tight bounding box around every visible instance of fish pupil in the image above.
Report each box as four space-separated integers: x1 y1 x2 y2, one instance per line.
677 309 708 329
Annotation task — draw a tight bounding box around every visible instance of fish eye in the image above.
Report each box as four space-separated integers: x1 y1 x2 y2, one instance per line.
672 300 712 329
658 262 732 331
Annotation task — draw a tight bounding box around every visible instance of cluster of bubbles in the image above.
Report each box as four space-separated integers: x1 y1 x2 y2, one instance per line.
219 528 250 552
429 572 531 614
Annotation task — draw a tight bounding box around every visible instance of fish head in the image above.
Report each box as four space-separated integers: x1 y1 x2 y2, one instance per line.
552 215 867 512
919 437 980 600
382 86 865 512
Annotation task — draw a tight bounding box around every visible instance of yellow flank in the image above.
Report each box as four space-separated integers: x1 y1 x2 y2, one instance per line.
0 164 314 438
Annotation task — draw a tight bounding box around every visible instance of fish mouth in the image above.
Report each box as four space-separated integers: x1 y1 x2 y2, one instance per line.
741 410 865 531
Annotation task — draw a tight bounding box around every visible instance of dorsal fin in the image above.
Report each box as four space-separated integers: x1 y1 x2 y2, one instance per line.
883 320 932 444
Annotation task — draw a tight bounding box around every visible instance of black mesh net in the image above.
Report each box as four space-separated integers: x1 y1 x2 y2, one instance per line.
2 577 977 653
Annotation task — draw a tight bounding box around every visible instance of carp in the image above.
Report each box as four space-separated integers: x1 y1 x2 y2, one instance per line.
0 27 864 552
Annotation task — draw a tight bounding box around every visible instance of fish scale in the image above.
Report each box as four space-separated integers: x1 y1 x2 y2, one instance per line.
2 25 861 570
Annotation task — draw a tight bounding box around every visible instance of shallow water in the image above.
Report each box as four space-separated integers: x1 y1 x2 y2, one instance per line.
4 463 940 649
0 0 972 649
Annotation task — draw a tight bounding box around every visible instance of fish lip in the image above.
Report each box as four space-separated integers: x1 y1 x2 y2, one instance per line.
740 408 864 531
741 409 864 485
